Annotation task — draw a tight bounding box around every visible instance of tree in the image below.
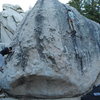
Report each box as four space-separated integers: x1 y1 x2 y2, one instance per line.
68 0 83 13
68 0 100 23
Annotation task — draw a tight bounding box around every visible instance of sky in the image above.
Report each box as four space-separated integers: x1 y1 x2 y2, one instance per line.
0 0 70 11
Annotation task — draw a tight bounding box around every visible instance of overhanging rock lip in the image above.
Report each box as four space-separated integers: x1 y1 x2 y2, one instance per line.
9 75 81 98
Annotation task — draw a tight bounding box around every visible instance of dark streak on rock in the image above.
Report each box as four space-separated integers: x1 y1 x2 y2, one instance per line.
34 0 46 59
75 53 83 73
71 32 84 73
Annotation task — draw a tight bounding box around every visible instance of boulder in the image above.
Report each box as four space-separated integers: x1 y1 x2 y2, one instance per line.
0 4 25 47
3 4 24 13
0 0 100 99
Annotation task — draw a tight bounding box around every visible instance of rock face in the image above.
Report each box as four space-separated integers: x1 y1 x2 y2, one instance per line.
0 0 100 99
0 4 25 47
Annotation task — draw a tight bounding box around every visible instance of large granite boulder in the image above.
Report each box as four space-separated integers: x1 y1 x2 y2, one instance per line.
0 4 25 47
0 0 100 99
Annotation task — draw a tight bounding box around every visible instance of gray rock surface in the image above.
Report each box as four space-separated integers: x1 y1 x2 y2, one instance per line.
0 0 100 99
95 74 100 86
0 4 25 47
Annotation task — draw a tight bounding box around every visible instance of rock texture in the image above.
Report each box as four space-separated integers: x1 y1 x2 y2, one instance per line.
0 4 25 47
0 0 100 99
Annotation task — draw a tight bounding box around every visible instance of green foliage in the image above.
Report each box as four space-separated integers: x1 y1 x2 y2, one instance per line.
68 0 100 23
